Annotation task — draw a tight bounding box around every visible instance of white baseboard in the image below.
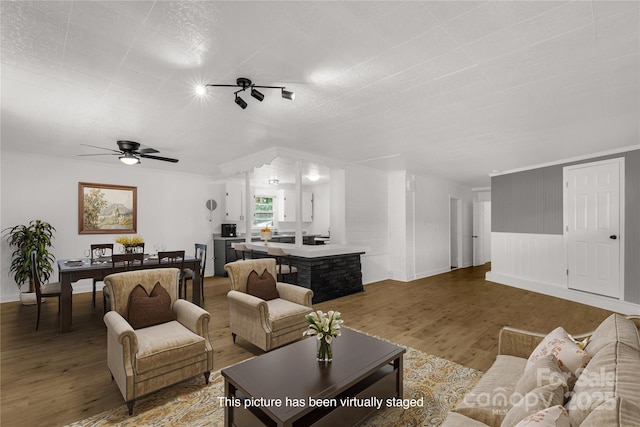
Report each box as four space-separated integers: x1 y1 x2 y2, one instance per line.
486 271 640 315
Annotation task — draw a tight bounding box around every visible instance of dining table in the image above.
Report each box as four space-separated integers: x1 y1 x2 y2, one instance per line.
56 254 202 333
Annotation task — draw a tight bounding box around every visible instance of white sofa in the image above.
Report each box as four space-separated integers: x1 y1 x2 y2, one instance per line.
443 314 640 427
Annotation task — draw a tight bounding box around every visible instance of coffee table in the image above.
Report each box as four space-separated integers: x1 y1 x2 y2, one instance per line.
221 328 406 427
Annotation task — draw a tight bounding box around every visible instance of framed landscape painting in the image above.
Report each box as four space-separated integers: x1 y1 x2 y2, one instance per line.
78 182 137 234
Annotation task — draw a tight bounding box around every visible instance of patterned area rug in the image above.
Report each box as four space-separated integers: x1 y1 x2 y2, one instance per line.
66 334 481 427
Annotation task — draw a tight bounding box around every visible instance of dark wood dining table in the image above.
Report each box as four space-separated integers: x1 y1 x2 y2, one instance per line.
56 255 202 333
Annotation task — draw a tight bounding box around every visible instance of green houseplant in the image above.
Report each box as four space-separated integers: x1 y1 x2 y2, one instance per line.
3 220 56 299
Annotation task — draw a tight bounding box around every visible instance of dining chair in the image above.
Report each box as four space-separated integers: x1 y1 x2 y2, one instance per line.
158 250 185 288
103 253 144 312
182 244 207 301
266 247 298 284
233 243 252 261
30 250 62 331
90 243 114 308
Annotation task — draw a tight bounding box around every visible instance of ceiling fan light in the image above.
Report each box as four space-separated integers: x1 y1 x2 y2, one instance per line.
195 85 207 96
119 152 140 165
251 88 264 101
281 89 295 101
235 95 247 109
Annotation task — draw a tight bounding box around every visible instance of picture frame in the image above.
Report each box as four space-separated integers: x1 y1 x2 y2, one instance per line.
78 182 137 234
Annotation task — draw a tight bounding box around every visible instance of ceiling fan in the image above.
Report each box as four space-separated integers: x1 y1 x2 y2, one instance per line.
79 140 179 165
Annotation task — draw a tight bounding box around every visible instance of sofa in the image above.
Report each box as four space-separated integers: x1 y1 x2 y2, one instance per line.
443 313 640 427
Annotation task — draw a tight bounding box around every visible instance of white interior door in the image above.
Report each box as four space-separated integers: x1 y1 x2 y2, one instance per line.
473 202 485 266
565 159 622 298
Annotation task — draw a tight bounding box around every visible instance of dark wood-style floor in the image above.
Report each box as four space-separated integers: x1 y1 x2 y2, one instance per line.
0 264 613 426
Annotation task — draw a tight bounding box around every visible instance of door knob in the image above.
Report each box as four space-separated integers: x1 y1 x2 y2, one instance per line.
610 235 617 240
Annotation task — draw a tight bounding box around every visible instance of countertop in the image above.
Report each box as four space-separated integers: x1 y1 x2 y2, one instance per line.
245 242 366 258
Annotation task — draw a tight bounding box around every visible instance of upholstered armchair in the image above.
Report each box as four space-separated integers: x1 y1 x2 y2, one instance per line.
103 268 213 415
224 259 313 351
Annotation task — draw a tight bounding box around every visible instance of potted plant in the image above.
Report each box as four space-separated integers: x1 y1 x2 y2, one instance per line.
3 220 56 304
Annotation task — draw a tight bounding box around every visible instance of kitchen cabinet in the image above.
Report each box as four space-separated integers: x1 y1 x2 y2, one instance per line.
302 191 313 222
225 181 245 221
214 237 263 276
277 189 295 222
278 190 313 223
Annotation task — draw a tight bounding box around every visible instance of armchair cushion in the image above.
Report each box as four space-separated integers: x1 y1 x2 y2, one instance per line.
134 320 206 374
247 269 279 301
127 283 176 329
266 298 312 332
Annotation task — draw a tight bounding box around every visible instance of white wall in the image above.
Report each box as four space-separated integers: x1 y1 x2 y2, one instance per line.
345 165 389 285
1 151 221 302
386 171 474 281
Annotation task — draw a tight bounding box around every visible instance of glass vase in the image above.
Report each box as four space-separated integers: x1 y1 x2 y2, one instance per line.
317 338 333 362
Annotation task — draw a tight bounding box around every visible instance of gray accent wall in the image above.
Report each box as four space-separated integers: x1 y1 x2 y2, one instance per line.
492 149 640 304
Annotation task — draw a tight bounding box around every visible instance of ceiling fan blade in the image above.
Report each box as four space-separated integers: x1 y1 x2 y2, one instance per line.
80 143 121 154
139 153 179 163
138 147 160 154
77 153 119 157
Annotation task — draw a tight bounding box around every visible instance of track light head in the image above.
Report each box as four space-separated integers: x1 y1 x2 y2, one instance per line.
281 89 295 101
235 94 248 109
251 88 264 102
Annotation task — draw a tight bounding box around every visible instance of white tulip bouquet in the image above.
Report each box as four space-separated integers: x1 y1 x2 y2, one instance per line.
304 310 344 361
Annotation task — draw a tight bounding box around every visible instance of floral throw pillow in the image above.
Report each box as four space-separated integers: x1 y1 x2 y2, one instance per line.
526 327 591 378
513 405 570 427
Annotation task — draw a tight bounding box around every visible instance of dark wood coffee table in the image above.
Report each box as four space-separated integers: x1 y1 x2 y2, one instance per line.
221 328 406 427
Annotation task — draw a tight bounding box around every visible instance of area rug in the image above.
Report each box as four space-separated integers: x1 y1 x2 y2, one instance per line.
66 334 481 427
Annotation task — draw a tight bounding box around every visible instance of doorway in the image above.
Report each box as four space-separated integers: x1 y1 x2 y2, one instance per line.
473 201 491 266
565 158 623 299
450 197 462 269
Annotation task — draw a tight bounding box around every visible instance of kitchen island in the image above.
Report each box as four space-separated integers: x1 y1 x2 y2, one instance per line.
245 241 366 304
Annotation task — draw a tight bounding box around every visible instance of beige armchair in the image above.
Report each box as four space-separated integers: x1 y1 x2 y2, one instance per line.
103 268 213 415
224 259 313 351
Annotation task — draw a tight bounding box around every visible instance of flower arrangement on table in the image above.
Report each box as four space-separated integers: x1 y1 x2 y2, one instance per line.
304 310 344 362
115 235 144 253
260 227 272 242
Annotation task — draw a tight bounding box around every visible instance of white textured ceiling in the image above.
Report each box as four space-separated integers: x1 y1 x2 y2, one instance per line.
1 1 638 187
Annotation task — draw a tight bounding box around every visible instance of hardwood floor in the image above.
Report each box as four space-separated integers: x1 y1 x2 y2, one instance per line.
0 264 613 426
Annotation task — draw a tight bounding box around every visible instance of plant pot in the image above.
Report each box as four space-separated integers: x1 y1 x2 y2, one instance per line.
20 292 39 305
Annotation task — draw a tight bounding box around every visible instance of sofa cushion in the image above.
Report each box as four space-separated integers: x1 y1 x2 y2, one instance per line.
247 269 279 301
127 282 176 329
513 405 570 427
514 354 567 398
526 327 591 379
566 341 640 427
501 383 565 427
580 397 640 426
442 411 490 427
134 320 206 374
454 355 527 426
585 313 640 355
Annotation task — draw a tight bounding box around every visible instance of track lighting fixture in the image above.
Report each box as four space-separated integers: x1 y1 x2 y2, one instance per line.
197 77 294 109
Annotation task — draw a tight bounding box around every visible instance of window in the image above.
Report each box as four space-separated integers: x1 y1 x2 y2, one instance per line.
253 196 275 228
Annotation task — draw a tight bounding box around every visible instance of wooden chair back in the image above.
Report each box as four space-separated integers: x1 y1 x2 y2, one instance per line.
90 243 113 263
111 253 144 270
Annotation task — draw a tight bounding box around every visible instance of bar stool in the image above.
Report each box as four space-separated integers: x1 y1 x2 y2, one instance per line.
232 243 252 261
267 247 298 284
